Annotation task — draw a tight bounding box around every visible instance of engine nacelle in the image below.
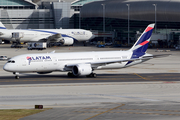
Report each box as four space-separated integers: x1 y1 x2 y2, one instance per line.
72 64 92 76
60 37 74 45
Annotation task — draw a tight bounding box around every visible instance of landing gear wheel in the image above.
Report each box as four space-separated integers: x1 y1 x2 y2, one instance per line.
67 72 74 77
15 76 19 79
92 73 96 78
83 42 87 46
86 73 96 78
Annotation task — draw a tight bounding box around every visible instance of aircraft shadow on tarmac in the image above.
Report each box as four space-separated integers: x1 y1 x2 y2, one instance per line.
0 73 179 85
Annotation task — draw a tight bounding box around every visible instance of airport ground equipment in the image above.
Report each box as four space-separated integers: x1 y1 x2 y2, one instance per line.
27 42 47 50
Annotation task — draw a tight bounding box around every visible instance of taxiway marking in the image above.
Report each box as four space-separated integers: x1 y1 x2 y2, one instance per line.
85 104 125 120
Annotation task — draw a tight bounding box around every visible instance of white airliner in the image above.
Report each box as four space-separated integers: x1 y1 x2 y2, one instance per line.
4 23 165 79
0 22 94 45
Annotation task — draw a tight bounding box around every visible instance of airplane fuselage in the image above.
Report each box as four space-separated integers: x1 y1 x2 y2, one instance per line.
0 29 94 42
3 50 150 74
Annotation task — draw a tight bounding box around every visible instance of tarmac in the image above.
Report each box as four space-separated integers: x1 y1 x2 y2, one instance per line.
0 44 180 120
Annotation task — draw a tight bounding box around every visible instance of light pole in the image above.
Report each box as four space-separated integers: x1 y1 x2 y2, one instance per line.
153 4 157 33
126 4 130 46
165 25 168 41
101 4 105 43
79 7 81 29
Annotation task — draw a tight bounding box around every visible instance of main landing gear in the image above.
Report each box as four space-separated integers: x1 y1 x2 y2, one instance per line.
67 72 74 77
67 72 96 78
83 42 87 46
86 73 96 78
13 72 19 79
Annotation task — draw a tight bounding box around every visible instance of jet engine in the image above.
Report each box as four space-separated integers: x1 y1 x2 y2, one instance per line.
60 37 74 45
72 64 92 76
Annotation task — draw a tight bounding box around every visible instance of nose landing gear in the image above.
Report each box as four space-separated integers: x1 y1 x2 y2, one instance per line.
13 72 19 79
15 76 19 79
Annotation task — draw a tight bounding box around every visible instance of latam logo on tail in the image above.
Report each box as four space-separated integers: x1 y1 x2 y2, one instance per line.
145 26 154 32
139 26 154 46
26 56 51 65
131 25 154 53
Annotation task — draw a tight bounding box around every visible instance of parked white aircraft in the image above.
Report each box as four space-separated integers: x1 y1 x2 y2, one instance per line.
0 22 94 46
4 23 165 79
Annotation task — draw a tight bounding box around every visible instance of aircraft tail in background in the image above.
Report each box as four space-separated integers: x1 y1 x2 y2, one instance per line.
0 22 6 29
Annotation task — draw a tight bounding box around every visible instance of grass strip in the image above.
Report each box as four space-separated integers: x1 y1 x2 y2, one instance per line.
0 108 51 120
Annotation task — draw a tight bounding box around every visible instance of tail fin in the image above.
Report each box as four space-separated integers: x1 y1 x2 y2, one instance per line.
0 22 6 29
130 23 155 53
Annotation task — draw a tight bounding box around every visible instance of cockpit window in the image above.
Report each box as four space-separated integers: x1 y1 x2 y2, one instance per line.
7 60 15 63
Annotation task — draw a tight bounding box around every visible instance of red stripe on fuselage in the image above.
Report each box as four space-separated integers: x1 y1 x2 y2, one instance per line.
145 27 153 32
139 40 149 46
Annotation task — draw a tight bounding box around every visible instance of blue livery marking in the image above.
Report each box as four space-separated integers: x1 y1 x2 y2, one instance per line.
26 29 78 41
0 27 6 29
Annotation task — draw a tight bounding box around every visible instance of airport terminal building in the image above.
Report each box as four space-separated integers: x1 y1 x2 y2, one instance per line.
79 0 180 47
0 0 73 29
1 0 180 47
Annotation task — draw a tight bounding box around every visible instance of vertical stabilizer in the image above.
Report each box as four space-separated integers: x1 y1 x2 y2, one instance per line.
130 23 155 53
0 22 6 29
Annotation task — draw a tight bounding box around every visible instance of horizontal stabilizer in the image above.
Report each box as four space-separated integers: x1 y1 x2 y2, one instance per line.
152 54 171 58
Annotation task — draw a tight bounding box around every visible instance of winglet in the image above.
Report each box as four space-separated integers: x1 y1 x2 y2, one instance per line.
50 50 55 53
130 23 155 53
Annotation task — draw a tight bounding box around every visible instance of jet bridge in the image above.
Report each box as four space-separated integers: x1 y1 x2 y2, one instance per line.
12 32 24 39
11 32 24 48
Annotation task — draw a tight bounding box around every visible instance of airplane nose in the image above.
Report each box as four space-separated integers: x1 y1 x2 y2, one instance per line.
3 64 9 71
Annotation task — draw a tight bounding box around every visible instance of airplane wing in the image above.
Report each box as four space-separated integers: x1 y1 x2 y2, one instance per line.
36 33 62 42
65 57 152 68
44 33 74 45
47 33 62 41
65 54 171 69
64 53 171 70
